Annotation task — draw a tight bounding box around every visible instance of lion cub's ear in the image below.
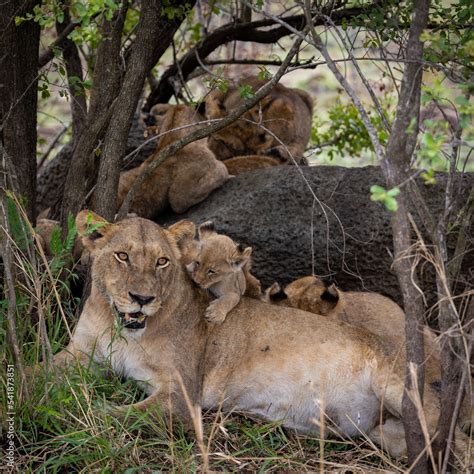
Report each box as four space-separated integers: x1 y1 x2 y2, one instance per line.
321 283 339 303
205 90 227 118
198 221 217 240
76 210 118 253
265 97 294 118
231 245 252 270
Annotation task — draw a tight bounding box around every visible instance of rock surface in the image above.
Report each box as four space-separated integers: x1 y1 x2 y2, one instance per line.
159 165 473 308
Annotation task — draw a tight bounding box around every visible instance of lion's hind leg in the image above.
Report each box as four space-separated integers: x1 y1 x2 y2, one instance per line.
368 417 407 458
371 365 471 465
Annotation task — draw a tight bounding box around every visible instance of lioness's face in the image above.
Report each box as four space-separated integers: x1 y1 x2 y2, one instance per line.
77 211 181 330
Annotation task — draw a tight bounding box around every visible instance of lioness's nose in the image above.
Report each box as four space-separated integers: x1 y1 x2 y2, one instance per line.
129 292 155 306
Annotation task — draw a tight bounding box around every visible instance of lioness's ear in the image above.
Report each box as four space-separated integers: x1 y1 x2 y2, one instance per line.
231 246 252 270
205 90 226 118
198 221 216 240
167 220 196 243
76 210 117 252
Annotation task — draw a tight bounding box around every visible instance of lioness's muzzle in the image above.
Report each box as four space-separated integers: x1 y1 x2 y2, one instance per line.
116 309 147 329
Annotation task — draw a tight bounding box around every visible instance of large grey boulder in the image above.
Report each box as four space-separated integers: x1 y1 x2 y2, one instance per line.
159 165 473 308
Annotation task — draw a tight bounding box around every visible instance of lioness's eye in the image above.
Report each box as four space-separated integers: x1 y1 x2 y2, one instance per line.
157 257 170 268
207 269 216 275
115 252 129 263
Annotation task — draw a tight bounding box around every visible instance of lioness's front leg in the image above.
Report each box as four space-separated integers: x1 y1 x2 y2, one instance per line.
205 293 241 323
27 339 96 379
108 388 194 430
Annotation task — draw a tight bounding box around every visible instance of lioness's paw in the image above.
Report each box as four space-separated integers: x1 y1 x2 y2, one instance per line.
205 302 227 324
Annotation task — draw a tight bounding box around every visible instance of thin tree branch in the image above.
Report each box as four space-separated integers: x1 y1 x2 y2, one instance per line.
38 20 78 68
144 3 375 109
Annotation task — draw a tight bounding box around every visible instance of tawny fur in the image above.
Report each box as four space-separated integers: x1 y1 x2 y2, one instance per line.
269 275 473 432
35 218 84 261
184 221 257 324
43 211 470 464
168 219 262 311
205 77 313 163
117 104 229 218
223 155 280 175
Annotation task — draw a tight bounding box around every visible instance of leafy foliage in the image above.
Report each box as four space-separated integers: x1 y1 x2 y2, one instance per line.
370 184 400 212
311 101 389 160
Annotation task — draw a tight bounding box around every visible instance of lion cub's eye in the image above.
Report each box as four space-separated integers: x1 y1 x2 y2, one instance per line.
157 257 170 268
115 252 129 263
207 269 216 276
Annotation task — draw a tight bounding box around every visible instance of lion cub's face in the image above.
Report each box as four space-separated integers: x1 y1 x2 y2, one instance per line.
283 276 340 316
186 222 251 290
141 103 171 135
76 211 181 330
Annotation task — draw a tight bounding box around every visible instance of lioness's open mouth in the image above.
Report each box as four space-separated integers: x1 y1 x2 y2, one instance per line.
115 309 147 330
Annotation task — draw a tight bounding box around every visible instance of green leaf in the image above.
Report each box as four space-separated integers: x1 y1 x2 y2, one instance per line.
257 66 272 81
370 184 385 195
64 214 78 254
239 84 254 100
50 227 63 257
386 187 400 197
85 212 107 235
385 197 398 212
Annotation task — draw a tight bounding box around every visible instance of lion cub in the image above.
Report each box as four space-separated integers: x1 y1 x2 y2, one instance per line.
185 221 258 324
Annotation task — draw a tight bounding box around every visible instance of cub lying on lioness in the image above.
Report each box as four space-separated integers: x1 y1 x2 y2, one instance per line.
171 220 261 323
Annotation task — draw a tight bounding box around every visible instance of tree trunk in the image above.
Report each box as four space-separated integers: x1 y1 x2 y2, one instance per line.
92 0 195 220
0 0 41 224
57 6 128 225
381 1 431 471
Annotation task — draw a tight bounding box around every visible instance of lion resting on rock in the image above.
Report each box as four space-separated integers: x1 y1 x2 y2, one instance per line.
117 104 229 219
205 77 313 163
44 211 469 464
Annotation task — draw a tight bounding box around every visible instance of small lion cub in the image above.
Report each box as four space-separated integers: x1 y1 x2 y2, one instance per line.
186 221 254 324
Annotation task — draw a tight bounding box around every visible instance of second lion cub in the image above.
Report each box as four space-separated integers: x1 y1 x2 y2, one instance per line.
185 221 258 324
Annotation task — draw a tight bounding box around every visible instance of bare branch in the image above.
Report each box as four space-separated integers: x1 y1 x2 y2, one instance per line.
145 3 375 109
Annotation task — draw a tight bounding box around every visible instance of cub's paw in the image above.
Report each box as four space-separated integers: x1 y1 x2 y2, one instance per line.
205 301 227 324
266 146 289 162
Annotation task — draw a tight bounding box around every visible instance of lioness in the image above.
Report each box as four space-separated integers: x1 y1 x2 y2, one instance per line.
205 77 313 163
185 221 258 324
46 211 469 463
117 104 229 218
